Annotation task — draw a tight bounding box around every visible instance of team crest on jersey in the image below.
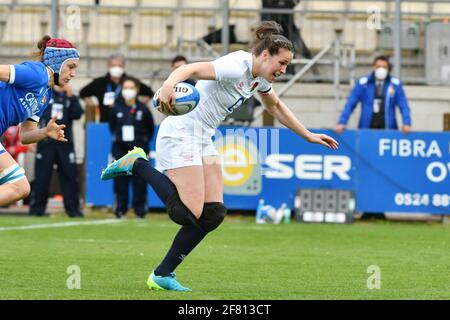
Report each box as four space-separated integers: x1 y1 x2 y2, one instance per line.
40 94 47 105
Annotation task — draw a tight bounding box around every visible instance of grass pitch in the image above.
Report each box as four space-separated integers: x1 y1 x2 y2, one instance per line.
0 212 449 300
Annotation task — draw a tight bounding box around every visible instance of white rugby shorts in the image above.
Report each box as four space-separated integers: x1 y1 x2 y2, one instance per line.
156 117 219 170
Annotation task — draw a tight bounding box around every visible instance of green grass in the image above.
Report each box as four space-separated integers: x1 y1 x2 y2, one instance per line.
0 213 449 299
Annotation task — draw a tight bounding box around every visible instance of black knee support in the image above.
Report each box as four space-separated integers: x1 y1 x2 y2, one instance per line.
166 193 198 226
198 202 227 233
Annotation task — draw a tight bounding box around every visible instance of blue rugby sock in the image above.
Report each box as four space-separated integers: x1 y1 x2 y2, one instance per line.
154 224 207 276
132 158 176 205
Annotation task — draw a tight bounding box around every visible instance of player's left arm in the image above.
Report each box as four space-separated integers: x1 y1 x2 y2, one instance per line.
20 117 67 144
259 91 339 150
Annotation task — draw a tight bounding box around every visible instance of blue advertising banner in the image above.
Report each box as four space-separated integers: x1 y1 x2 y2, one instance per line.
356 130 450 214
85 124 450 214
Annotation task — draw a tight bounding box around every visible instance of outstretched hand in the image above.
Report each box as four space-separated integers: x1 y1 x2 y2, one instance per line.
158 84 177 115
46 116 67 142
306 132 339 150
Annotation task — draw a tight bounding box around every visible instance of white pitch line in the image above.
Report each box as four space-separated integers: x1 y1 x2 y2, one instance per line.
0 219 122 231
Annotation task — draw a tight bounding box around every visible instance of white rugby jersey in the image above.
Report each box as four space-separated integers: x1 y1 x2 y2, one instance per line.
172 50 272 136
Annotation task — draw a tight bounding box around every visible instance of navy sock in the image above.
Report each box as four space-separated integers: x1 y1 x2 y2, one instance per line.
132 158 176 205
154 224 207 276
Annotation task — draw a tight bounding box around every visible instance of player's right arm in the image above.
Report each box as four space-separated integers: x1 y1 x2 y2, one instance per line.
159 62 216 114
20 117 67 144
0 65 11 83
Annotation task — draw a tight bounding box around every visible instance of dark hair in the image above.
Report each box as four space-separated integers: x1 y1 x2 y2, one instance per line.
171 55 188 66
31 35 51 61
122 76 141 91
252 21 294 56
373 55 392 71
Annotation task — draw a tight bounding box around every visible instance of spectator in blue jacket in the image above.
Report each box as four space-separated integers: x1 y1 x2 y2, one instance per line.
336 55 412 134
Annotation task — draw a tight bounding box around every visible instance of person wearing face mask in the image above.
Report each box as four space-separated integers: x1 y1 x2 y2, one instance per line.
29 84 84 217
108 77 154 219
79 53 154 123
336 55 411 221
336 55 412 134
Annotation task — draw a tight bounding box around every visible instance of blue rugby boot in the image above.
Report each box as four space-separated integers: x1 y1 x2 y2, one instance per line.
147 271 191 292
101 147 147 181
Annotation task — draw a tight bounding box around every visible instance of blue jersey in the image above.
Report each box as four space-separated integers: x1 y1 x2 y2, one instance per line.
0 61 53 136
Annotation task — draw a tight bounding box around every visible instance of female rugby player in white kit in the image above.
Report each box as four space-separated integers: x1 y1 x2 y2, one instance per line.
101 21 338 291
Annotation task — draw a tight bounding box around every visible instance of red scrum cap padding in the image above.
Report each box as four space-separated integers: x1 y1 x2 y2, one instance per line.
46 38 76 49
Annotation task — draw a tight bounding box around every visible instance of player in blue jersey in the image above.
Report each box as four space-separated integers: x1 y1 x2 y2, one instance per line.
0 35 80 206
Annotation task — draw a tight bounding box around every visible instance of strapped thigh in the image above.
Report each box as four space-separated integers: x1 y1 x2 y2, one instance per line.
0 163 26 185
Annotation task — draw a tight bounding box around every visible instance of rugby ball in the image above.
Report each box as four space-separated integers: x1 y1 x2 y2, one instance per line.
152 82 200 116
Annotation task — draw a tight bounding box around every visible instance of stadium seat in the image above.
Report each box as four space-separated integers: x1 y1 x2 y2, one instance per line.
59 0 96 5
343 18 377 53
175 0 221 40
42 10 84 46
402 1 428 15
299 16 338 52
139 1 177 17
129 14 169 49
304 1 345 12
0 0 11 12
229 0 260 44
181 0 220 9
140 0 177 8
431 2 450 16
86 10 127 48
98 0 137 6
229 0 260 10
15 0 51 4
2 10 44 46
348 1 387 12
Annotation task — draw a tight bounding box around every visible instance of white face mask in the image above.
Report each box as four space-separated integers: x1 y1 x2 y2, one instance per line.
122 88 137 101
375 67 388 80
109 66 124 78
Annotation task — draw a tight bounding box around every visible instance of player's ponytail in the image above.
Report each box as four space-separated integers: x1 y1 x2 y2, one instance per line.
252 21 294 56
31 35 52 61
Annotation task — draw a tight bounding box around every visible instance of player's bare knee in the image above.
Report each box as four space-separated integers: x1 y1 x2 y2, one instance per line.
16 179 30 199
189 202 204 219
9 179 30 201
198 202 227 233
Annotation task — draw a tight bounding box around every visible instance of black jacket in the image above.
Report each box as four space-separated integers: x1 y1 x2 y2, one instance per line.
79 73 154 122
38 92 83 145
108 98 154 151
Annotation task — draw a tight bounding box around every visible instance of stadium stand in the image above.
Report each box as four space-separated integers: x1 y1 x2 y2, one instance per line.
343 18 377 54
3 8 46 47
298 15 339 53
86 9 127 48
303 0 345 12
129 13 170 49
229 0 260 44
